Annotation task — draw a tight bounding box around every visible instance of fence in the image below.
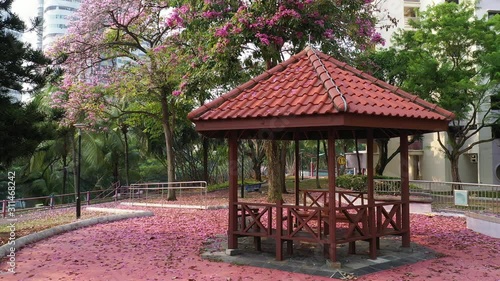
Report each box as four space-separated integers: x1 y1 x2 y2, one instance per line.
1 182 121 218
374 179 500 214
126 181 208 205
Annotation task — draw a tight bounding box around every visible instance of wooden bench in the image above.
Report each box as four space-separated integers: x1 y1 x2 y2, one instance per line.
243 183 262 192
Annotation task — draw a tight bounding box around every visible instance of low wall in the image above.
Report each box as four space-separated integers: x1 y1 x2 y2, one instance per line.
0 208 153 258
466 213 500 239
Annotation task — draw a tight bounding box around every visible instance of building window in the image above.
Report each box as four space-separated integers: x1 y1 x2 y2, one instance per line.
445 0 459 3
488 11 500 19
492 125 500 139
491 94 500 110
404 7 419 28
47 24 68 29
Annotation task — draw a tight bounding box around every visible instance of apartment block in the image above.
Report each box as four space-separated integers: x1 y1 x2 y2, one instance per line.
372 0 500 184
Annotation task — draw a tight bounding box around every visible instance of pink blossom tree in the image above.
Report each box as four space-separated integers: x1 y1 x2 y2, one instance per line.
176 0 389 201
49 0 203 200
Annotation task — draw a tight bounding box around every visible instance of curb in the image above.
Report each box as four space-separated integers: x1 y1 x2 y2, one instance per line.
120 202 228 210
0 208 154 258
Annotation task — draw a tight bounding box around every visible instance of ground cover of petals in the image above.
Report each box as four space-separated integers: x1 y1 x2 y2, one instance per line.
0 196 499 280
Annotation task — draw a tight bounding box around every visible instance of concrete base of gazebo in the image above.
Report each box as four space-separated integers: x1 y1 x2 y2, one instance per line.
202 234 437 278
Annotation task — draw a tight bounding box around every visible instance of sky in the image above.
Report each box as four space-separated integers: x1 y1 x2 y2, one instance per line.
12 0 38 45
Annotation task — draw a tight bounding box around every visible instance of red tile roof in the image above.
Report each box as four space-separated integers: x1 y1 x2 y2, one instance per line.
188 47 454 137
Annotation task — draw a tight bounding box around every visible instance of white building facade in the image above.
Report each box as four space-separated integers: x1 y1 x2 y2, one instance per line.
37 0 82 51
372 0 500 184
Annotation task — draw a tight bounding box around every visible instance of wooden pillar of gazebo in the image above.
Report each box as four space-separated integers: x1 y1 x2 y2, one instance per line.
401 133 411 247
228 132 239 250
327 130 337 262
294 138 300 205
367 129 377 259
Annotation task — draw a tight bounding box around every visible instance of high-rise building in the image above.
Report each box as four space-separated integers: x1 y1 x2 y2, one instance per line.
378 0 498 47
37 0 82 51
371 0 500 184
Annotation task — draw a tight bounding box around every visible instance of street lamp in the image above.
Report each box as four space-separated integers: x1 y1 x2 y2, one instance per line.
299 150 304 181
74 123 86 219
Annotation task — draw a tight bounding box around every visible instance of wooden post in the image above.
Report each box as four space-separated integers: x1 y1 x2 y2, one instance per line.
86 191 91 205
367 129 377 259
275 199 284 261
294 138 300 206
400 132 411 247
327 130 337 262
3 200 7 218
228 132 239 249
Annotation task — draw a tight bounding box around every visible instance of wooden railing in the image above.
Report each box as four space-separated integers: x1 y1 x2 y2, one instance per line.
233 201 403 246
375 202 404 236
300 189 367 208
301 189 328 207
234 202 272 237
335 205 371 243
284 205 328 244
231 190 408 261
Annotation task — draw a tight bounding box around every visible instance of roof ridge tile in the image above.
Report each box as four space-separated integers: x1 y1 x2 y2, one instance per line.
187 48 309 120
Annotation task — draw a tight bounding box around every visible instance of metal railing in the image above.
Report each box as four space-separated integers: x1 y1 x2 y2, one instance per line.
1 182 122 218
126 181 208 206
374 179 500 214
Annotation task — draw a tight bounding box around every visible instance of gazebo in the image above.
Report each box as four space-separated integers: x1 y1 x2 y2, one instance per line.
188 46 454 263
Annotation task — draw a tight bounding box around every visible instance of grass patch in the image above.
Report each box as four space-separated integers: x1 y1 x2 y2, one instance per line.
285 177 329 190
0 209 107 246
207 179 263 192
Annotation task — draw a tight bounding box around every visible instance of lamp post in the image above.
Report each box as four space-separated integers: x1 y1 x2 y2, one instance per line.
299 150 304 181
74 123 86 219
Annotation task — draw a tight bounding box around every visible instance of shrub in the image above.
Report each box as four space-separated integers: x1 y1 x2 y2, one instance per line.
336 174 367 192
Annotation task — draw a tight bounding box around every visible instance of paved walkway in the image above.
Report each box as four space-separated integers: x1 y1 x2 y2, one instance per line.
202 235 436 279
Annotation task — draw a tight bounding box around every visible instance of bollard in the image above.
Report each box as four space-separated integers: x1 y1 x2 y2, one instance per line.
2 200 6 218
49 195 54 209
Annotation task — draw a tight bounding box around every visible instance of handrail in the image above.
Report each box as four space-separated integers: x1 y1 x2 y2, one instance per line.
124 181 208 207
1 183 121 217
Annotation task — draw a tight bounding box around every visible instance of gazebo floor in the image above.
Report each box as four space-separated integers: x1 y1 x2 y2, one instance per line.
201 235 437 279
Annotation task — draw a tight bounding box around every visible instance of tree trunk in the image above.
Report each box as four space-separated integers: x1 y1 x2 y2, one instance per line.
113 158 119 184
339 142 349 176
62 135 68 203
265 140 283 202
161 96 176 201
450 154 461 186
281 141 288 194
355 136 362 174
71 128 78 201
121 124 130 186
375 139 389 175
316 139 321 188
248 140 264 182
203 136 209 183
252 161 262 182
